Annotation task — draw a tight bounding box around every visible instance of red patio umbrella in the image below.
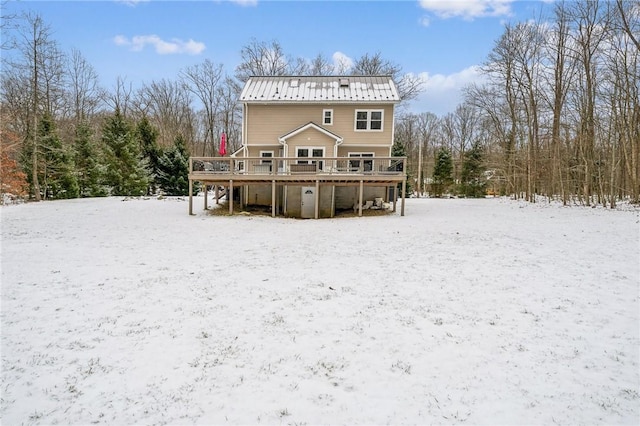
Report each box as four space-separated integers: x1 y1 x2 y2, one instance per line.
219 132 227 156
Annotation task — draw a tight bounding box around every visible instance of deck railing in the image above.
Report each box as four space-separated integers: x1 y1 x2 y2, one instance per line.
189 156 406 176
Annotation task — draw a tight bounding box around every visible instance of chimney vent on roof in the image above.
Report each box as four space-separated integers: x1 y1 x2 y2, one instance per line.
339 78 349 88
290 78 299 88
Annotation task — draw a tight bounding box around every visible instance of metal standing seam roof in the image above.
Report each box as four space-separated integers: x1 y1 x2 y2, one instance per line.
239 75 400 103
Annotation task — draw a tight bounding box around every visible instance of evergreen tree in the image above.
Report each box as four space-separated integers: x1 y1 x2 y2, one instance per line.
459 143 487 197
101 108 148 196
38 112 79 199
75 121 106 197
157 135 195 196
391 140 413 196
432 147 453 197
136 117 163 195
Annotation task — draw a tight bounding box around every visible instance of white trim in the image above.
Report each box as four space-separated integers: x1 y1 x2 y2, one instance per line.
390 103 396 156
279 122 342 144
354 109 384 132
339 143 391 147
322 109 333 126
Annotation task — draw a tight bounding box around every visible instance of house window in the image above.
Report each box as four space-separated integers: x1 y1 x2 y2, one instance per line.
355 109 383 131
323 109 333 126
260 151 274 165
297 147 325 171
348 153 374 172
259 151 273 172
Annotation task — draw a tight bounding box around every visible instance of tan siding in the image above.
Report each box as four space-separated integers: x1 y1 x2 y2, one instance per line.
286 128 335 157
245 146 281 157
245 103 394 150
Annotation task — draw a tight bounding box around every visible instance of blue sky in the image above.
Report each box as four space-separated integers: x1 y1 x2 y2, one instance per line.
4 0 553 115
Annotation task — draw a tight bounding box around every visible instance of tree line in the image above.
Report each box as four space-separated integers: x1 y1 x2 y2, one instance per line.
1 1 638 207
395 0 639 206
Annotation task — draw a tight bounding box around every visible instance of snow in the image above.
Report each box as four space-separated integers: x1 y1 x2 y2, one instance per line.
1 196 639 425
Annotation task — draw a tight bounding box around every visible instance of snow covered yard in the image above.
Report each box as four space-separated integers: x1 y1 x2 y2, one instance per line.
1 196 638 425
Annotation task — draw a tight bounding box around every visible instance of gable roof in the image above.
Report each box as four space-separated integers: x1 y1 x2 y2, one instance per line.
240 75 400 104
278 122 343 144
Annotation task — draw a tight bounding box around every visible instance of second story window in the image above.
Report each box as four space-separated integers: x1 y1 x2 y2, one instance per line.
323 109 333 125
355 110 383 131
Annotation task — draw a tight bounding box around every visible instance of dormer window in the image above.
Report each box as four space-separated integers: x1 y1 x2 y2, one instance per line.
323 109 333 126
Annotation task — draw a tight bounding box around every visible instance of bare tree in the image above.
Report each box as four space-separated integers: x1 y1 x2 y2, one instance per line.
567 0 611 205
351 52 423 102
541 1 575 204
180 59 224 155
134 78 194 147
216 77 242 155
234 39 289 82
66 48 103 124
103 76 135 118
0 0 18 51
308 53 335 75
415 112 439 195
616 0 640 53
605 0 640 203
7 12 62 200
510 21 545 201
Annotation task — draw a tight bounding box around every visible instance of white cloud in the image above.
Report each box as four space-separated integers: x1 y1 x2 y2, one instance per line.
419 0 513 21
113 35 206 55
409 66 486 115
332 51 354 73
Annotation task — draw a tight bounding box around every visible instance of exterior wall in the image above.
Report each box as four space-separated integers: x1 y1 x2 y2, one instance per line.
244 103 395 149
285 185 333 218
335 186 387 210
245 146 282 157
247 184 273 206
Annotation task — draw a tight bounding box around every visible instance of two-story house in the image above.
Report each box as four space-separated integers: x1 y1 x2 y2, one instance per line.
188 75 407 218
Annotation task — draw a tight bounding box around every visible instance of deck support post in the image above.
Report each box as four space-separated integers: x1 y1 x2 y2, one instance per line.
392 185 397 212
272 180 276 218
204 184 208 210
229 179 234 215
188 179 194 215
401 178 406 217
359 180 364 217
330 186 335 218
315 180 320 219
215 185 219 204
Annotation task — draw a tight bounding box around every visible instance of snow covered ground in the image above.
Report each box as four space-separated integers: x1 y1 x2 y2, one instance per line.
1 196 638 425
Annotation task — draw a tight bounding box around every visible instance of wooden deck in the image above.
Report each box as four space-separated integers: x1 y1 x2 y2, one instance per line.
188 156 407 218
